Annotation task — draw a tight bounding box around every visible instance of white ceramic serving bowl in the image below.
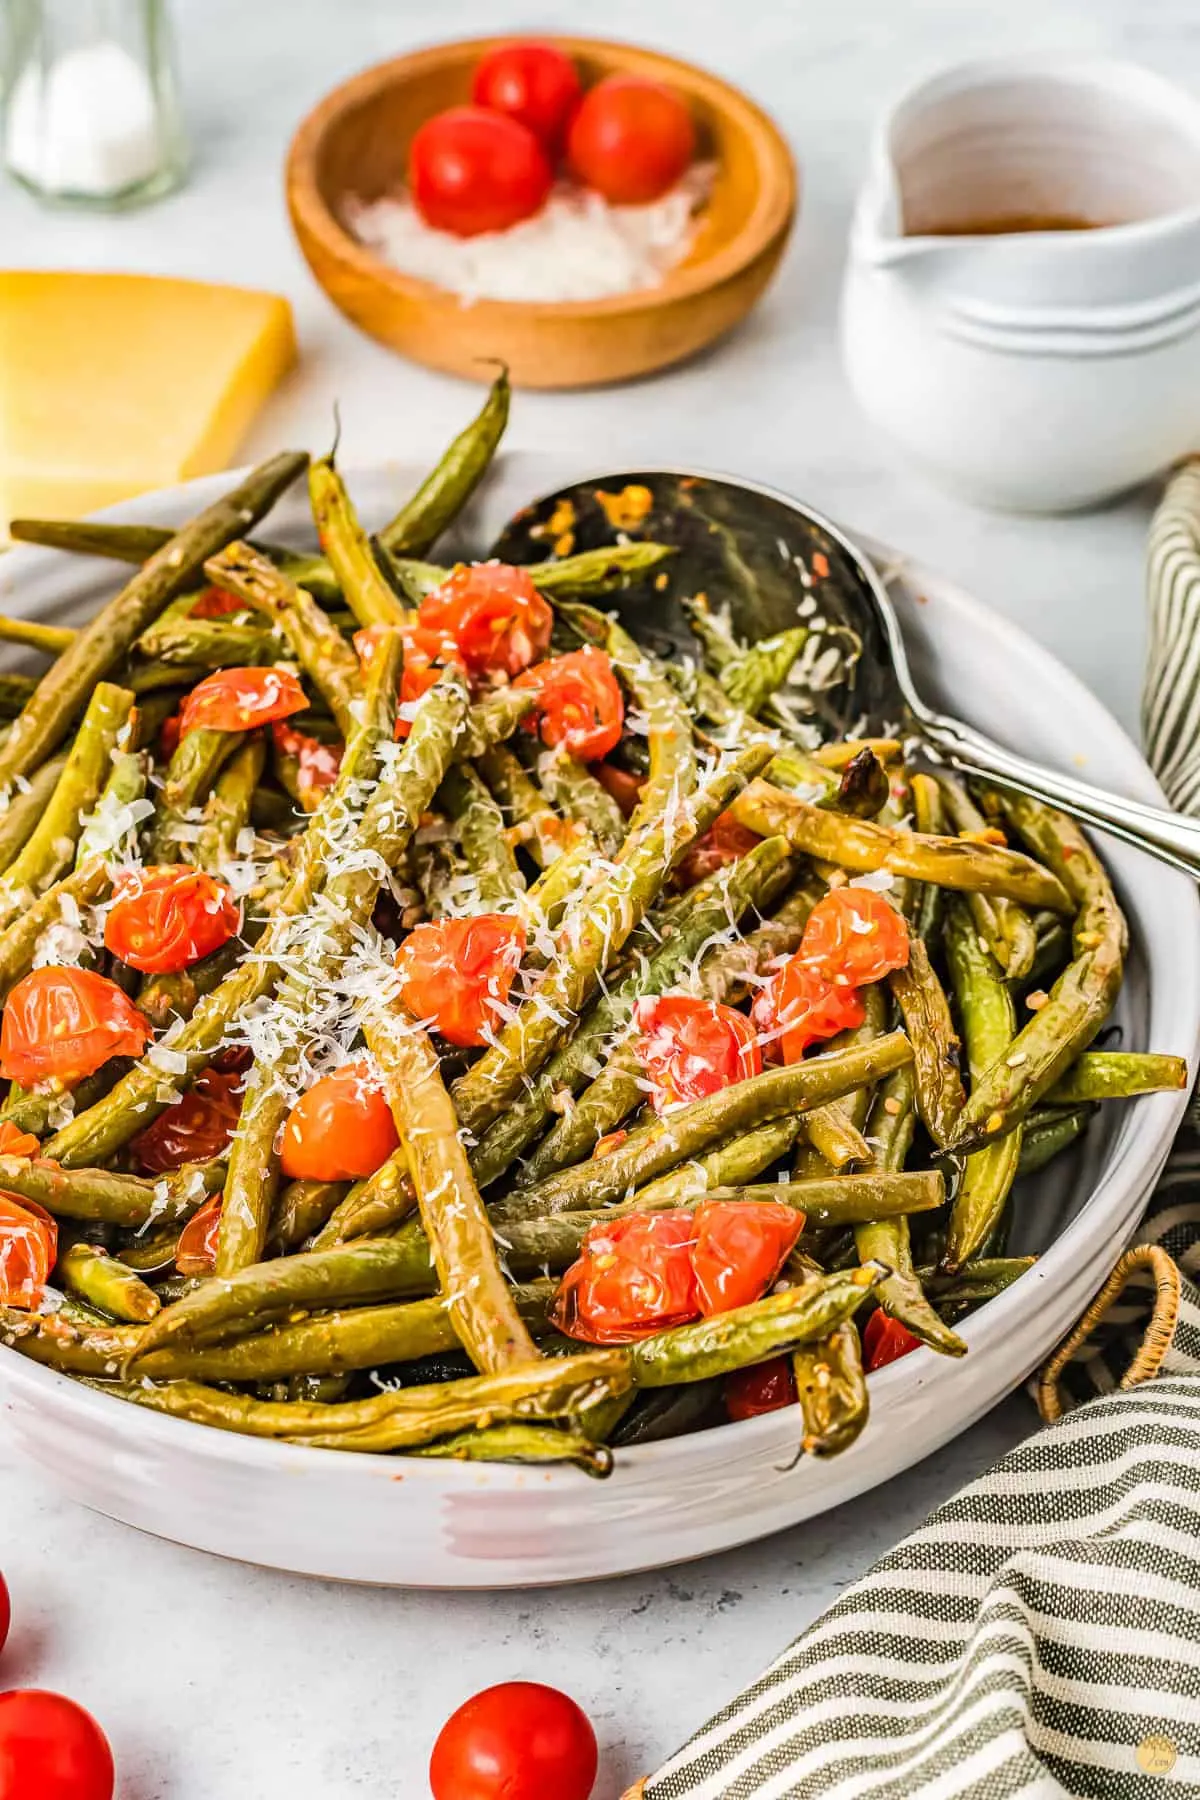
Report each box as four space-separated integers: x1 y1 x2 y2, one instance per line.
841 57 1200 512
0 453 1196 1587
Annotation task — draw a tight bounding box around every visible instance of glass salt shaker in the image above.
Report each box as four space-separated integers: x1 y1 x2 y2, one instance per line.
3 0 187 208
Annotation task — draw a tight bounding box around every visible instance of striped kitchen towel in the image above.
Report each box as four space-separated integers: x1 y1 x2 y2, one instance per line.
627 463 1200 1800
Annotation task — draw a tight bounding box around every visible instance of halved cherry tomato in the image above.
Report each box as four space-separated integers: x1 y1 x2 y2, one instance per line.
0 1690 115 1800
0 1121 40 1159
189 585 245 619
272 721 342 809
0 1194 57 1309
417 564 552 678
131 1068 245 1174
394 915 526 1048
104 865 240 975
178 666 308 737
176 1195 222 1277
409 106 552 237
471 42 582 153
675 811 761 889
514 647 624 762
593 761 644 818
355 620 467 739
863 1310 923 1371
552 1210 698 1345
430 1681 597 1800
567 74 696 204
752 956 866 1065
690 1199 803 1316
726 1356 797 1421
280 1060 400 1183
633 994 762 1113
0 969 152 1088
800 886 910 989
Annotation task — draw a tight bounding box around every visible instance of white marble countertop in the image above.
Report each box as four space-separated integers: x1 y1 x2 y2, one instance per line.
1 1 1196 1794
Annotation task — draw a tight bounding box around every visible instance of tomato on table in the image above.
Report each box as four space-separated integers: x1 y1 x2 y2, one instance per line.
633 994 761 1113
0 968 152 1088
551 1210 698 1345
280 1060 400 1182
131 1067 245 1174
104 865 240 975
863 1310 923 1371
514 647 624 762
394 915 526 1048
175 1195 222 1277
690 1200 803 1316
726 1355 797 1421
752 956 866 1065
471 42 582 153
0 1121 40 1159
430 1680 597 1800
567 74 695 204
0 1194 57 1310
177 666 308 737
674 810 761 889
417 564 552 678
410 106 552 237
0 1691 114 1800
800 886 910 988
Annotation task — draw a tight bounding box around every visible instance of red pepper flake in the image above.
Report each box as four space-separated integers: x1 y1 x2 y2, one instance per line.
811 552 829 579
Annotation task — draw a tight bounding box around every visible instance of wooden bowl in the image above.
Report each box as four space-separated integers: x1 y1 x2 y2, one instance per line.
285 36 797 388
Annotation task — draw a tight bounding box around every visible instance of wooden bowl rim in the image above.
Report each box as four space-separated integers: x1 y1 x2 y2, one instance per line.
286 33 798 323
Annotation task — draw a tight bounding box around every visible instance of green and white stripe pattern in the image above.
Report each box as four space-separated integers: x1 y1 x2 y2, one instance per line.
643 465 1200 1800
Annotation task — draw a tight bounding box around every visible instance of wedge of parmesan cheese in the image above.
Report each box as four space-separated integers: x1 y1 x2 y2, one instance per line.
0 271 295 533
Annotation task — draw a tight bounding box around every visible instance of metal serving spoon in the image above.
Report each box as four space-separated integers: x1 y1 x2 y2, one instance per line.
493 469 1200 881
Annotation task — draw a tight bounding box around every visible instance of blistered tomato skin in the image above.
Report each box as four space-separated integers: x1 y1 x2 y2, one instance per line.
552 1210 699 1345
280 1061 401 1183
726 1356 797 1421
131 1068 245 1174
514 647 624 762
104 865 240 975
417 563 553 678
634 994 762 1112
0 968 152 1088
752 957 866 1065
175 1195 222 1277
0 1195 57 1309
690 1200 804 1316
863 1310 923 1371
800 887 910 988
178 666 308 737
394 916 526 1048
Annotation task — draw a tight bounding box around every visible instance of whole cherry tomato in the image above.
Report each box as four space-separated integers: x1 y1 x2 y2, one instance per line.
130 1068 245 1174
592 761 644 819
514 647 624 762
175 1195 222 1277
0 1121 40 1158
863 1310 923 1372
551 1210 698 1345
633 994 762 1113
726 1356 797 1421
690 1199 803 1316
394 915 526 1048
0 1690 114 1800
178 666 308 737
752 956 866 1065
272 721 342 809
567 74 695 204
0 968 151 1088
674 811 761 889
188 585 245 619
104 865 240 975
0 1194 57 1309
410 106 552 237
471 42 582 153
430 1680 597 1800
280 1061 400 1183
799 886 910 989
417 564 552 678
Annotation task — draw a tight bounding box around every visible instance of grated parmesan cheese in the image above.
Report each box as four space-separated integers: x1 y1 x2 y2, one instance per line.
347 166 714 305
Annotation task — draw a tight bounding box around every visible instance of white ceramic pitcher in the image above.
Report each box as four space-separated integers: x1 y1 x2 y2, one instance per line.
841 57 1200 512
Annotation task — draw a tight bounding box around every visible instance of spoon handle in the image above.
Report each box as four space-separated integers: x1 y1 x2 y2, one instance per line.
922 713 1200 882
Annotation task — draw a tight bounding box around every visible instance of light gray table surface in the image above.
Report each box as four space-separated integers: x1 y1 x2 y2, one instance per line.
2 1 1196 1794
